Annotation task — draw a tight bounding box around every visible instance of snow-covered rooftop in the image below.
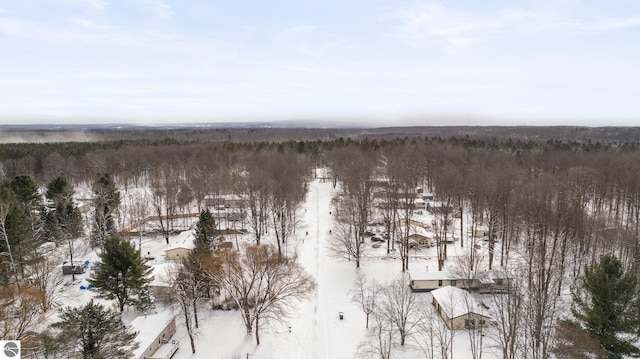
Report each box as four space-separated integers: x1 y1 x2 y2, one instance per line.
150 263 175 287
130 311 176 359
409 271 458 281
166 230 195 250
431 285 488 319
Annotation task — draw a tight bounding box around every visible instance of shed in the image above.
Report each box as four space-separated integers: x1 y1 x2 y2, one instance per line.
131 312 178 359
431 286 491 330
165 230 195 260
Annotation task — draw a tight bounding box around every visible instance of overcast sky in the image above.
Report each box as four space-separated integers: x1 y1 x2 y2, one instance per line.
1 0 639 126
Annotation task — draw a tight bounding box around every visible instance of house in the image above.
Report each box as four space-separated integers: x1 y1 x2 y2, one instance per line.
409 271 513 293
406 225 433 247
431 285 491 330
165 230 195 260
131 312 178 359
408 272 471 292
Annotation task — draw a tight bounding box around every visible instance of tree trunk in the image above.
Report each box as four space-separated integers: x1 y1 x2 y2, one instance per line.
255 315 261 345
193 298 199 329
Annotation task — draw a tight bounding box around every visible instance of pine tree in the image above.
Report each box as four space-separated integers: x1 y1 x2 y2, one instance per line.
91 173 120 248
43 176 83 280
571 254 640 358
194 208 220 253
90 236 152 312
0 181 36 282
52 300 138 359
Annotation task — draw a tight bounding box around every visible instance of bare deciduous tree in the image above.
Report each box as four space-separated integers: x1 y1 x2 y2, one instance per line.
218 243 315 344
25 253 65 311
412 303 452 359
357 312 394 359
329 148 376 268
351 271 381 329
380 275 419 346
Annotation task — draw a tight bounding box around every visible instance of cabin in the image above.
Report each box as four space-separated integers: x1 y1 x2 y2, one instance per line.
131 312 178 359
431 285 491 330
165 230 195 260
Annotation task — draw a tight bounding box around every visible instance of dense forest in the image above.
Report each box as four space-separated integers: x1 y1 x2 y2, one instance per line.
3 126 640 357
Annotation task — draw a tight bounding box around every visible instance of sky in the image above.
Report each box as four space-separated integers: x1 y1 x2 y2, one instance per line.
1 0 639 126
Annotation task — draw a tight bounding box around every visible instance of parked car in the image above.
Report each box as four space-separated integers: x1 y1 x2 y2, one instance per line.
364 230 374 236
372 243 381 248
371 236 385 242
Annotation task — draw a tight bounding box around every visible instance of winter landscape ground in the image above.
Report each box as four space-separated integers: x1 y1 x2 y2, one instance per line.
58 174 497 359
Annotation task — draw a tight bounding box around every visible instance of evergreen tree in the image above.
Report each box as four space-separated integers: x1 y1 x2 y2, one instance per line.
91 173 120 248
0 182 35 282
189 209 222 299
8 175 41 211
43 176 83 280
52 300 138 359
90 236 152 312
571 254 640 358
194 208 220 253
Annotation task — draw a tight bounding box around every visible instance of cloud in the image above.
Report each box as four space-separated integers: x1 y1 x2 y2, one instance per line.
390 2 640 51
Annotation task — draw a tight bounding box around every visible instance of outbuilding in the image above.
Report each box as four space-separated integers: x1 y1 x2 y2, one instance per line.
164 230 195 260
431 285 491 330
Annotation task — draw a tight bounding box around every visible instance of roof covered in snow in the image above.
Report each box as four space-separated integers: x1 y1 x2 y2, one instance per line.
131 311 176 359
166 230 195 250
150 263 175 287
409 271 458 281
431 286 489 320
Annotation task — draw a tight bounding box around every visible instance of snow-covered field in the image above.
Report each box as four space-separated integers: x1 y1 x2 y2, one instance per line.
63 178 490 358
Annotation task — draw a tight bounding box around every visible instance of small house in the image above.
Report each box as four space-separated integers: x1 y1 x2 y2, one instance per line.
408 272 471 292
431 285 491 330
131 312 178 359
165 230 195 260
406 225 433 247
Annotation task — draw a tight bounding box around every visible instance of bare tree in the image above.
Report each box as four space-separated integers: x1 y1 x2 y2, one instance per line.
218 243 315 344
149 163 181 244
357 312 395 359
412 303 452 359
267 152 308 257
380 275 419 346
351 271 381 329
242 154 271 245
25 253 65 311
386 146 423 272
487 273 524 359
165 261 199 354
0 284 43 342
329 148 376 268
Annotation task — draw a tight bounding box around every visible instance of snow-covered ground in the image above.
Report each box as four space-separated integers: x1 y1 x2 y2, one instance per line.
60 177 491 358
